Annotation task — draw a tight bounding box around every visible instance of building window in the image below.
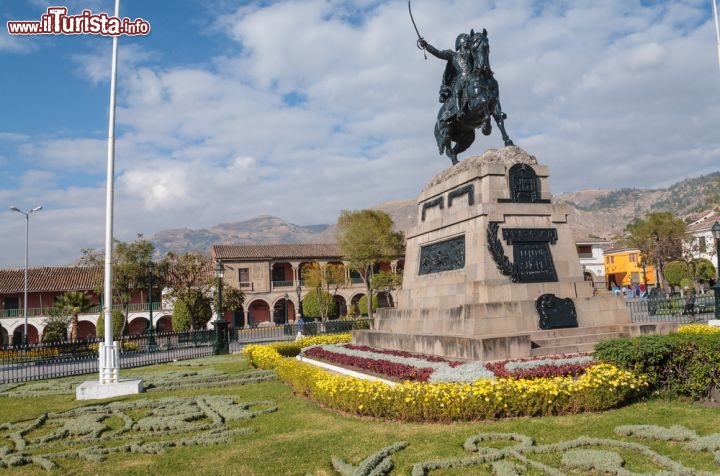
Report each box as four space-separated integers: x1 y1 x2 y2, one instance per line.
629 253 638 263
238 268 250 287
699 236 706 253
606 256 614 264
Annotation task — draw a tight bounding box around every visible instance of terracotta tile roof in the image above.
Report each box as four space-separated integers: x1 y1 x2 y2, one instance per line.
212 243 342 261
0 266 103 294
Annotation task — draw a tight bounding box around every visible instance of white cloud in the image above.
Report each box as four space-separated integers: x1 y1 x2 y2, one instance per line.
1 0 719 267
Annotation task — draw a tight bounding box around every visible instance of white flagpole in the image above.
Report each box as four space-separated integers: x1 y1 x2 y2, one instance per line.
713 0 720 70
101 0 121 384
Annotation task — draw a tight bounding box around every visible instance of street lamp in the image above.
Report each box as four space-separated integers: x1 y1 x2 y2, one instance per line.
145 261 157 350
10 205 42 347
712 222 720 321
295 284 302 320
284 293 289 324
213 261 228 355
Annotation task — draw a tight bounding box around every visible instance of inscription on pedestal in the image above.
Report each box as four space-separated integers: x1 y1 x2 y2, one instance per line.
499 163 550 204
536 294 578 329
418 235 465 275
502 228 558 283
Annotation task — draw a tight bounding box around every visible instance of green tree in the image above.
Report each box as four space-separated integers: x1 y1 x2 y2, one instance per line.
81 235 155 338
689 258 716 285
171 298 191 331
162 252 214 330
372 271 403 308
225 285 245 312
42 313 70 343
358 294 378 316
336 210 404 320
625 212 687 290
664 260 690 288
171 291 212 331
96 309 126 338
301 263 346 320
54 291 92 341
302 289 337 319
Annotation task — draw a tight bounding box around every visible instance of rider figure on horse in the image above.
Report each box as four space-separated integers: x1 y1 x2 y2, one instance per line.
418 33 473 122
417 28 514 164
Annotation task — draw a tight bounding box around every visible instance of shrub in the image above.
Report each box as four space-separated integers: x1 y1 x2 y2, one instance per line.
358 294 378 316
302 290 337 319
594 331 720 399
42 315 70 343
96 309 126 338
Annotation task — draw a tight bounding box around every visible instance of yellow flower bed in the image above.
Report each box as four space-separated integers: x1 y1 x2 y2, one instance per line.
246 337 649 421
677 324 720 335
242 333 352 369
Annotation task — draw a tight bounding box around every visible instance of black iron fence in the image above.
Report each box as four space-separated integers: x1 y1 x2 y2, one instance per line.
626 294 717 323
0 318 372 384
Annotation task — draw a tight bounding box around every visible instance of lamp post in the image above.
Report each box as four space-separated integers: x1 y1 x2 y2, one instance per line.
284 293 289 324
213 261 228 355
712 222 720 321
295 284 302 320
10 205 42 347
145 261 157 350
641 256 648 295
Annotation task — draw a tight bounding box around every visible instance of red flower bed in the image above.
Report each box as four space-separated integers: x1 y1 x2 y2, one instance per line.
344 344 464 367
485 355 594 380
303 346 433 382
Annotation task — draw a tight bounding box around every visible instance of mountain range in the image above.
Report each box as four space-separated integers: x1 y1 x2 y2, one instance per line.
150 171 720 255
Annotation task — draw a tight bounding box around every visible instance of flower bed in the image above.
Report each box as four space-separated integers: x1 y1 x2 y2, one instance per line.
302 344 593 383
244 338 649 421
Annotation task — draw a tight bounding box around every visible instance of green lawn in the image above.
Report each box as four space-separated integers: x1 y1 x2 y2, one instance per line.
1 354 719 475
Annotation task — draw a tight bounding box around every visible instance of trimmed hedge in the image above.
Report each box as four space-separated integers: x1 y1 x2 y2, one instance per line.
594 326 720 399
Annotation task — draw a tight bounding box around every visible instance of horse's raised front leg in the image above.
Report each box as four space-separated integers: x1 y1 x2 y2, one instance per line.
492 101 514 146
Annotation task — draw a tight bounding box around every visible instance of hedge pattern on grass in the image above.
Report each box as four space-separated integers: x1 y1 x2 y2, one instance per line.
594 326 720 399
0 396 277 470
328 425 720 476
0 368 276 398
245 340 647 422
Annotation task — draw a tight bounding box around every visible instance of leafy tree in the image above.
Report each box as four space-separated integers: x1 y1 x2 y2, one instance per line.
171 291 212 331
336 210 404 320
224 285 245 313
301 263 346 320
54 291 92 341
162 252 214 330
625 212 687 290
81 235 155 338
42 313 70 343
302 289 337 319
689 258 716 285
372 271 403 308
358 294 378 316
172 298 191 331
663 260 690 288
96 309 126 338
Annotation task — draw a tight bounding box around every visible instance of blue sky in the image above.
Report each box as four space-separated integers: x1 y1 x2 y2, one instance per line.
1 0 719 267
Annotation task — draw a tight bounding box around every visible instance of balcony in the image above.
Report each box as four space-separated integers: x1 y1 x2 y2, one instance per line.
271 280 294 288
0 302 166 319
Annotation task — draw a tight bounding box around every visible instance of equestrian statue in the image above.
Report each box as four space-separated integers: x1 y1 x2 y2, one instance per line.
410 5 514 164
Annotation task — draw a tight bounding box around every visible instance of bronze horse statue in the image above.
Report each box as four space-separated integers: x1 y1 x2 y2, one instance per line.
423 29 514 165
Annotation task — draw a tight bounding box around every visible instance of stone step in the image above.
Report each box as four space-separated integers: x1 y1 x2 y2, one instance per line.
530 331 623 349
530 342 597 357
529 325 623 340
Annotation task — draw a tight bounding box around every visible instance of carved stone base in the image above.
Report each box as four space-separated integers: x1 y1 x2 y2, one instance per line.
353 147 642 360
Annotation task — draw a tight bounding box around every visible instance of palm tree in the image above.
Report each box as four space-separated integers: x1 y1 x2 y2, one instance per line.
55 291 92 341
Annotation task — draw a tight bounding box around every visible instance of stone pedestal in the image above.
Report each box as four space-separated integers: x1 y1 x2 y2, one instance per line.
353 147 631 361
